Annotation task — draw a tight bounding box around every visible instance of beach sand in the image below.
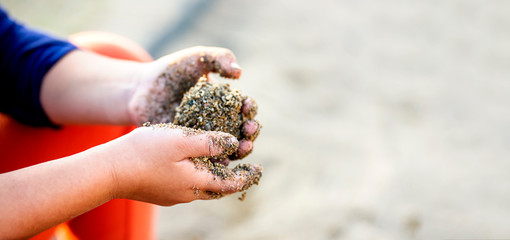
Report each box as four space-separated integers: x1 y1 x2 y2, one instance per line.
4 0 510 239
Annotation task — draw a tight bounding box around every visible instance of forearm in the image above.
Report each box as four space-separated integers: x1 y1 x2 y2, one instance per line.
40 50 144 125
0 142 118 239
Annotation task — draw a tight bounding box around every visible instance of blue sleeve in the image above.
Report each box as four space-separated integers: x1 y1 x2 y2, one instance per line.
0 7 77 127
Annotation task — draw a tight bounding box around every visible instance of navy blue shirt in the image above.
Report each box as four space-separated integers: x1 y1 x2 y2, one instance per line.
0 7 77 127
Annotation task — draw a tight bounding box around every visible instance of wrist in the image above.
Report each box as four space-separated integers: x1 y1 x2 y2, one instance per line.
127 59 171 125
99 129 147 199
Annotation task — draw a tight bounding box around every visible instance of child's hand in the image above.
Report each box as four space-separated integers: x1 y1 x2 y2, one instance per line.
128 46 242 125
128 46 259 160
108 125 261 205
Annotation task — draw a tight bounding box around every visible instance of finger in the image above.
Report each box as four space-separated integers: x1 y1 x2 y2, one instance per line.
231 163 263 193
198 47 242 79
189 184 225 200
180 160 237 202
198 163 264 196
145 123 239 158
177 130 239 159
230 139 253 160
241 97 258 119
196 190 225 200
210 157 230 166
242 120 261 141
191 188 230 200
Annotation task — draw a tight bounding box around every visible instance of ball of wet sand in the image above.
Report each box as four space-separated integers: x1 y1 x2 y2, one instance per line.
173 77 246 139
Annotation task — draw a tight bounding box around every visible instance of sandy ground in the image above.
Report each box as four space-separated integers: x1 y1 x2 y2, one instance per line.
4 0 510 239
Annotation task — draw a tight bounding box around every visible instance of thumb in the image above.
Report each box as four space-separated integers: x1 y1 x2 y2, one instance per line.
178 129 239 159
195 47 242 79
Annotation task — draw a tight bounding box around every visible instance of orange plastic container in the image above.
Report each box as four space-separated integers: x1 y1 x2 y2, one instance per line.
0 31 156 240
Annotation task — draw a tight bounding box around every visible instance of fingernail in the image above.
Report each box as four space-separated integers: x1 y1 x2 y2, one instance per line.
236 139 253 159
242 120 261 141
231 62 242 70
242 98 258 119
241 98 252 114
242 120 258 136
239 139 253 151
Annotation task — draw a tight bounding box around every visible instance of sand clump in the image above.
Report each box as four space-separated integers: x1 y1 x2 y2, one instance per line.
173 77 246 138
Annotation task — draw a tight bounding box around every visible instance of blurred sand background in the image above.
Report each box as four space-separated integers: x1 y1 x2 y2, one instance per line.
4 0 510 239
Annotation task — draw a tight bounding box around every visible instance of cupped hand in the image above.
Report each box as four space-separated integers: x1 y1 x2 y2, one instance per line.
128 46 260 160
110 125 261 206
